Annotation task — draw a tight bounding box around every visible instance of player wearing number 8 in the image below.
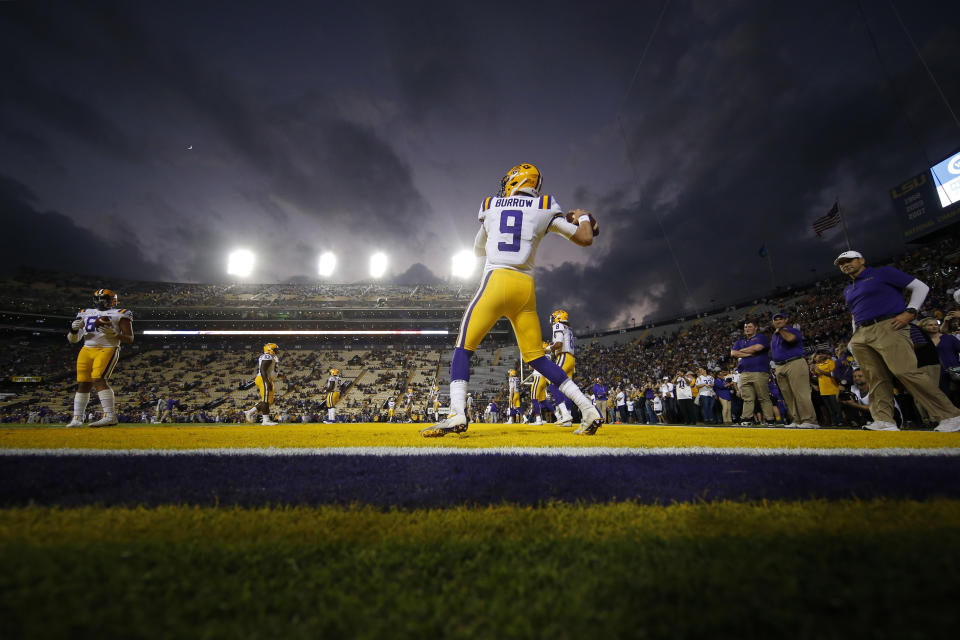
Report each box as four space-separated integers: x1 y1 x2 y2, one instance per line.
65 288 134 428
421 163 604 437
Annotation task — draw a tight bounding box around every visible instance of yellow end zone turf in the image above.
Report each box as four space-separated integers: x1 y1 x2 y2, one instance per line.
1 422 957 450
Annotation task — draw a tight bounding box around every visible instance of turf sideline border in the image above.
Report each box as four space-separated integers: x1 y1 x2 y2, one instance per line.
2 446 959 457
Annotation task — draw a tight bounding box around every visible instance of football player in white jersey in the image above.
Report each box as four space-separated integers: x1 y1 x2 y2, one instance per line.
530 341 551 425
404 388 414 422
324 369 343 423
387 397 397 422
66 288 134 427
245 343 280 425
506 369 521 423
421 163 603 437
549 309 577 426
430 384 441 422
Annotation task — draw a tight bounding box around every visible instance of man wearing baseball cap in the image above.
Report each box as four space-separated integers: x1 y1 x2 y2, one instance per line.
836 250 960 431
770 311 819 428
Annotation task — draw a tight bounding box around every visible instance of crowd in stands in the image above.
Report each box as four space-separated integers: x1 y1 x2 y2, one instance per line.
2 235 960 427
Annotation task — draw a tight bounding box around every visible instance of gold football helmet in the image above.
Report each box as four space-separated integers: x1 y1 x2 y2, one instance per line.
330 368 340 376
499 163 542 197
508 369 517 377
552 309 569 324
94 288 118 311
263 343 278 355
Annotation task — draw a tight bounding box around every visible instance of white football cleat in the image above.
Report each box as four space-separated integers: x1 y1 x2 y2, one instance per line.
244 407 257 424
261 417 278 426
89 415 118 428
65 418 84 428
420 413 468 438
575 405 603 436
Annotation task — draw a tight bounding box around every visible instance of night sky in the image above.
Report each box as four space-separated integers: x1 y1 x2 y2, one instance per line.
2 1 958 328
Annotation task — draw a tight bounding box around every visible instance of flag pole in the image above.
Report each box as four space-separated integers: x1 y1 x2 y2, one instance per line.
837 198 851 250
766 248 777 290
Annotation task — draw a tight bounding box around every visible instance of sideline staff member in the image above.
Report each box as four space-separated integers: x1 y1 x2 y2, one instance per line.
835 250 960 432
770 311 819 428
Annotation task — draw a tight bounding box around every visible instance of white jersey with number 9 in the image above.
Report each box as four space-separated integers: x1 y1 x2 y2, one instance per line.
477 194 576 275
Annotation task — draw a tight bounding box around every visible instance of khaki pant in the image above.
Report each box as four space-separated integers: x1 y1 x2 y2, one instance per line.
718 397 732 423
774 358 818 425
848 322 959 424
915 364 943 423
739 371 775 421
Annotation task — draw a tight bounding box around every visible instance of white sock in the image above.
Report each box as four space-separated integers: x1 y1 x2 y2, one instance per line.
328 407 335 421
450 380 467 416
97 389 115 417
559 380 593 415
73 393 90 420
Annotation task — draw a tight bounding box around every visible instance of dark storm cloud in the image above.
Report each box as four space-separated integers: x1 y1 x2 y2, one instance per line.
0 175 169 280
1 1 432 251
543 2 960 324
375 2 496 126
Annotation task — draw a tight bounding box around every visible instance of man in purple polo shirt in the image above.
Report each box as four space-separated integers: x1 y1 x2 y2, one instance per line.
770 311 819 428
730 319 776 426
836 250 960 432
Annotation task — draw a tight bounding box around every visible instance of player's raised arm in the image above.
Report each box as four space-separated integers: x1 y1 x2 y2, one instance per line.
548 208 599 247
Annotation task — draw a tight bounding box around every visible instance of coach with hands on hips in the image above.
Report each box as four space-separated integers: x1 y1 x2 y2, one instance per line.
835 250 960 432
770 311 819 428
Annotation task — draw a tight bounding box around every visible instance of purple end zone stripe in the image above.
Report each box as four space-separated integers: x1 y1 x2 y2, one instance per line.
457 270 492 349
2 453 960 508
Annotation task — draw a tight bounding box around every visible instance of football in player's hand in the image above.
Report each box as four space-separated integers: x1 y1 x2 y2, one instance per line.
95 316 112 328
568 209 599 236
587 212 599 236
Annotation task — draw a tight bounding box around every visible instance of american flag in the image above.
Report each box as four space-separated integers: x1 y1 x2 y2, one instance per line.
812 201 841 237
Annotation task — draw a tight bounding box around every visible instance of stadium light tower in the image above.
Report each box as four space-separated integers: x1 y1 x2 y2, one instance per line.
227 249 255 278
451 250 477 278
317 252 337 278
369 252 388 279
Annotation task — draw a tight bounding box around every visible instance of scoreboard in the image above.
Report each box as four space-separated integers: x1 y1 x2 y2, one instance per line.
891 149 960 241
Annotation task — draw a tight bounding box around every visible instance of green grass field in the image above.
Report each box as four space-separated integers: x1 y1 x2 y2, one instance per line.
2 500 959 639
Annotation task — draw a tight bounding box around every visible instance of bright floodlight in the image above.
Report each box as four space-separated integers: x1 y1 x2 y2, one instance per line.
227 249 255 278
318 252 337 277
369 252 388 279
451 250 477 278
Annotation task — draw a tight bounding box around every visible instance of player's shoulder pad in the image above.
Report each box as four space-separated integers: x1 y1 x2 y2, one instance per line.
261 353 273 360
117 308 133 318
553 322 563 331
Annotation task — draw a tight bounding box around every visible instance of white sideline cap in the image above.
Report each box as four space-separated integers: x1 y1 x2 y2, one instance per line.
833 250 863 265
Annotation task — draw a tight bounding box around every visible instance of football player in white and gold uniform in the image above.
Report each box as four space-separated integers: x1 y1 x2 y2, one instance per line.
245 343 280 425
421 163 603 437
506 369 521 423
324 369 343 423
66 289 134 427
403 388 414 422
530 341 551 425
387 397 397 422
549 309 577 426
430 384 441 422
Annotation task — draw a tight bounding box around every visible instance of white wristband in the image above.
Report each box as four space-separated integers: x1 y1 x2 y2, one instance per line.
578 214 591 224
